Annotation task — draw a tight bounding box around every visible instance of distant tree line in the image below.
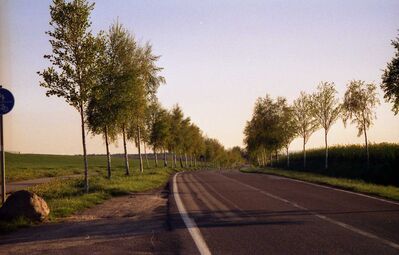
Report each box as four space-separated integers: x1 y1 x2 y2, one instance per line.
38 0 244 193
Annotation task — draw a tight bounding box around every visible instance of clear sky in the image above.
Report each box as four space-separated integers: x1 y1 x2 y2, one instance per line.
1 0 398 155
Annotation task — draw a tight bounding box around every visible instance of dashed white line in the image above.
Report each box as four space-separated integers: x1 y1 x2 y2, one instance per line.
219 173 399 251
173 172 212 255
265 173 399 206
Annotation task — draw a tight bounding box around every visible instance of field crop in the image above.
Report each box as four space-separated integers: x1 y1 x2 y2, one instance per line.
273 143 399 186
5 153 159 182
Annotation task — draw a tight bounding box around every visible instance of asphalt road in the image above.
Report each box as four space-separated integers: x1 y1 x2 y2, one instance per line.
169 170 399 255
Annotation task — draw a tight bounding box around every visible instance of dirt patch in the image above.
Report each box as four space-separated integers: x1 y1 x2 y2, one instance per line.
67 192 166 221
0 189 179 255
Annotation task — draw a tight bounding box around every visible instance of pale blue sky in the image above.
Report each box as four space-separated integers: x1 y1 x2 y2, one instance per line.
1 0 399 154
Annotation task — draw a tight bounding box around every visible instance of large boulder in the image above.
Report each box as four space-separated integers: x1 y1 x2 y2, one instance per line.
0 190 50 222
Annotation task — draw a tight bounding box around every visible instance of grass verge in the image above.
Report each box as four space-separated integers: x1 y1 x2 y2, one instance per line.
0 167 176 234
240 167 399 202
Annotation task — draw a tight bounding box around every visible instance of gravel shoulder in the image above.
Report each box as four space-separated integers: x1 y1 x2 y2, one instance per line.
0 187 180 255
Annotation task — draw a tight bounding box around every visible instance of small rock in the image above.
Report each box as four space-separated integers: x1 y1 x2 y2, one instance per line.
0 190 50 222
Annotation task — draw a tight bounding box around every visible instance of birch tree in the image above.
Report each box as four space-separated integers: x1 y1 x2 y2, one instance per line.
278 100 297 168
293 92 319 169
311 82 341 169
148 100 170 167
38 0 101 192
342 80 380 168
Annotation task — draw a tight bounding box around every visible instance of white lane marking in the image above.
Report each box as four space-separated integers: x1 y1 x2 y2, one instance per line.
196 174 257 221
261 172 399 206
219 173 399 250
173 173 212 255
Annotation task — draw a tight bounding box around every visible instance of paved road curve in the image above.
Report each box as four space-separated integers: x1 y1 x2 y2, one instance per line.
169 170 399 255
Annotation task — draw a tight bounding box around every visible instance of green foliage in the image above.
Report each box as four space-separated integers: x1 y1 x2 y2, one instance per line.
38 0 101 110
342 80 380 137
148 101 170 153
293 91 319 145
311 82 341 133
273 143 399 186
244 94 297 166
381 33 399 115
167 105 184 153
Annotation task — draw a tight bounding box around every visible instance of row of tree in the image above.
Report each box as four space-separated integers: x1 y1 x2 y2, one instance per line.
244 80 380 170
245 31 399 170
38 0 243 193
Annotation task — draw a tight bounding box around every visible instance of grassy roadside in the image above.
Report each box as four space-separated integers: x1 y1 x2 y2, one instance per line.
240 167 399 202
0 167 178 234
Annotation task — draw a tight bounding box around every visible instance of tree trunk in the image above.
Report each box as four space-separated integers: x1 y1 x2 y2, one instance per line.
275 150 278 162
270 153 273 167
173 152 177 168
364 124 370 169
137 126 143 173
184 153 188 168
122 125 130 175
154 148 158 167
79 104 89 193
104 125 111 179
144 142 149 169
194 155 197 167
286 145 290 168
262 151 266 166
163 150 168 167
303 137 306 170
325 129 328 170
179 153 184 168
362 112 370 170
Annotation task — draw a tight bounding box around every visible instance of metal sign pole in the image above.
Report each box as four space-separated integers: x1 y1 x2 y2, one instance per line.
0 85 14 204
0 113 4 204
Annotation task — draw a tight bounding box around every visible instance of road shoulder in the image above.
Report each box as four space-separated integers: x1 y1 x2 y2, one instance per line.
0 186 179 255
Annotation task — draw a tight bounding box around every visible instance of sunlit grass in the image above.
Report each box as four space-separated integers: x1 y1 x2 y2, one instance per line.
241 167 399 201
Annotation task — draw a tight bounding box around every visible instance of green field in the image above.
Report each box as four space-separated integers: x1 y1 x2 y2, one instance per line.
273 143 399 186
5 152 162 182
241 167 399 202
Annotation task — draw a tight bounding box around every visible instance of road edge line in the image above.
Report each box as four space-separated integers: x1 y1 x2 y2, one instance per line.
244 170 399 206
173 172 211 255
220 173 399 251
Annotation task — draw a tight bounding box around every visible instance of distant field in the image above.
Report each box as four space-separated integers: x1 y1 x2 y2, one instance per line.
274 143 399 186
5 153 161 182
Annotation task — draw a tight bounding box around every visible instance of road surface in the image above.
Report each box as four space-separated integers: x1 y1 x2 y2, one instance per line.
169 170 399 255
1 170 399 254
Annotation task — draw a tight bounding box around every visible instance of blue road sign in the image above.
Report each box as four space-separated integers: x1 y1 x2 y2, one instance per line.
0 88 14 115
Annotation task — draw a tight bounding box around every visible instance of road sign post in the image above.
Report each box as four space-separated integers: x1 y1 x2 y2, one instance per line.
0 86 15 204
